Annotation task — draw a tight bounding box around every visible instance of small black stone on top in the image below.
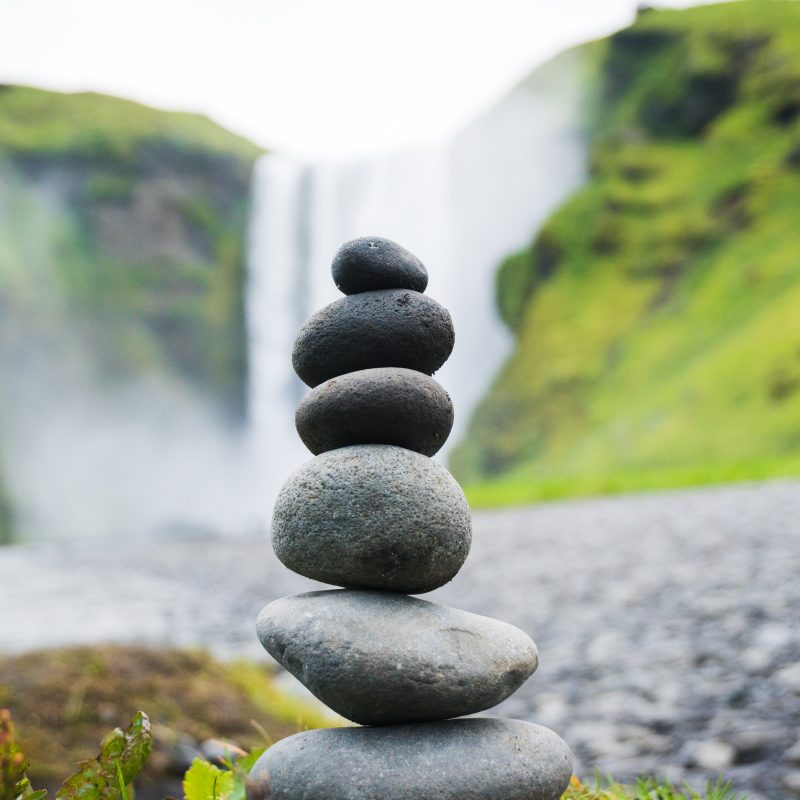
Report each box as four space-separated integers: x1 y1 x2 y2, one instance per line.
332 236 429 295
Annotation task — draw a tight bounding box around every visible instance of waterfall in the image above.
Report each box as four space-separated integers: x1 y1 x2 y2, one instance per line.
247 48 589 512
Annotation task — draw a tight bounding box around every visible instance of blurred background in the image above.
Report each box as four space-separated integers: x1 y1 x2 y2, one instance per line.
1 1 799 798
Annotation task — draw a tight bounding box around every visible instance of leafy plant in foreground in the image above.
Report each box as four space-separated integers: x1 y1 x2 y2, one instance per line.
0 709 45 800
182 747 264 800
0 709 152 800
56 711 152 800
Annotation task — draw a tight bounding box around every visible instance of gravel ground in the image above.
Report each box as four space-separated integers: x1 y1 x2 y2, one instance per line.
3 480 800 799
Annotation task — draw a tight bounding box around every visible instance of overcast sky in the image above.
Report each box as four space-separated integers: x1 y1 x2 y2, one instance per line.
1 0 728 157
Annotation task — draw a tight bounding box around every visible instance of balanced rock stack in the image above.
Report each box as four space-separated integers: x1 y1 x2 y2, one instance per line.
249 237 573 800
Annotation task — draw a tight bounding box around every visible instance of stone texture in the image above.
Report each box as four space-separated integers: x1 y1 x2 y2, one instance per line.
272 445 470 593
256 589 538 725
295 367 454 456
248 718 572 800
292 289 454 388
331 236 428 295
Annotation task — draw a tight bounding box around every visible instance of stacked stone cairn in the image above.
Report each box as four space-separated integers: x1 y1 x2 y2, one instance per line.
248 237 573 800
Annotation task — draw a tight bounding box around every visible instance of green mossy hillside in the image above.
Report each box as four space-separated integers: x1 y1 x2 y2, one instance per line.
0 87 263 540
452 0 800 503
0 85 261 163
0 86 262 417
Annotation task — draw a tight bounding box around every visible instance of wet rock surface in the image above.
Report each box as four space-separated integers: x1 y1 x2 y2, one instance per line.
249 718 572 800
5 480 800 800
257 590 538 725
291 289 454 387
331 236 429 295
272 445 471 593
295 367 453 456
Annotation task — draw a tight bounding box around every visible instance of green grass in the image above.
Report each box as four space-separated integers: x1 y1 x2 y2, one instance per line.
452 0 800 498
563 774 743 800
465 452 800 508
0 85 262 163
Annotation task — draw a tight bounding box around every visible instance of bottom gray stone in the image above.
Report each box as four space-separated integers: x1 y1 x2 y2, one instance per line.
248 718 573 800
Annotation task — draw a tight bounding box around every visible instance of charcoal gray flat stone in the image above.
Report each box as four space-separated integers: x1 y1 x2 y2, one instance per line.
331 236 428 295
248 718 572 800
295 367 454 456
292 289 454 387
256 589 538 725
272 445 470 593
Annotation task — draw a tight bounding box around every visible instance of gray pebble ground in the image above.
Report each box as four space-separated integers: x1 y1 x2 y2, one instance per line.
2 479 799 799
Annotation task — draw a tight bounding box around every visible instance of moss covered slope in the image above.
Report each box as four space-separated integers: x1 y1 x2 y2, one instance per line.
452 1 800 504
0 85 262 416
0 87 263 540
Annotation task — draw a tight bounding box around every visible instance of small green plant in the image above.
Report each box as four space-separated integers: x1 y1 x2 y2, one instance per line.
0 707 267 800
56 711 152 800
181 747 264 800
0 708 45 800
563 773 745 800
0 709 151 800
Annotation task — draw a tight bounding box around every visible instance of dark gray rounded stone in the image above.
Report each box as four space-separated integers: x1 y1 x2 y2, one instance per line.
331 236 428 294
292 289 454 388
248 718 573 800
295 368 454 456
256 590 538 725
272 445 470 593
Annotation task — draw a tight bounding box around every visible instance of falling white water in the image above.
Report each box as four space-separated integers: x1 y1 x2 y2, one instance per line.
247 48 590 511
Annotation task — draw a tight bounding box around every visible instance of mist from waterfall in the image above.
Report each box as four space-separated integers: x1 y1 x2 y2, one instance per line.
247 48 588 509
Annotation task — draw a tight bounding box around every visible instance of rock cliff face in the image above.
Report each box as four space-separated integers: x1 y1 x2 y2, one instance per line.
452 1 800 501
0 86 262 540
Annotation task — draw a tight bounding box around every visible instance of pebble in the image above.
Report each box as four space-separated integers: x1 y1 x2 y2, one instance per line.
784 770 800 796
690 739 735 771
272 445 471 593
331 236 429 295
774 662 800 694
786 740 800 764
295 367 454 456
291 289 454 387
247 718 572 800
256 589 539 725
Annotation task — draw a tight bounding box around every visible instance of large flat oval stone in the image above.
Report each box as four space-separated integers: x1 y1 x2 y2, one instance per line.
272 445 470 593
248 718 573 800
331 236 429 294
295 367 454 456
256 590 539 725
292 289 454 388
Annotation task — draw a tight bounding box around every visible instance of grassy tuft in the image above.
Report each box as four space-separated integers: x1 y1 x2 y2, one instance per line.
563 774 744 800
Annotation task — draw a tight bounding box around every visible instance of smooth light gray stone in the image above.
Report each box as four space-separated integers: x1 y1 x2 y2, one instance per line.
292 289 454 388
248 718 573 800
295 367 454 456
331 236 429 294
256 590 539 725
272 445 470 593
